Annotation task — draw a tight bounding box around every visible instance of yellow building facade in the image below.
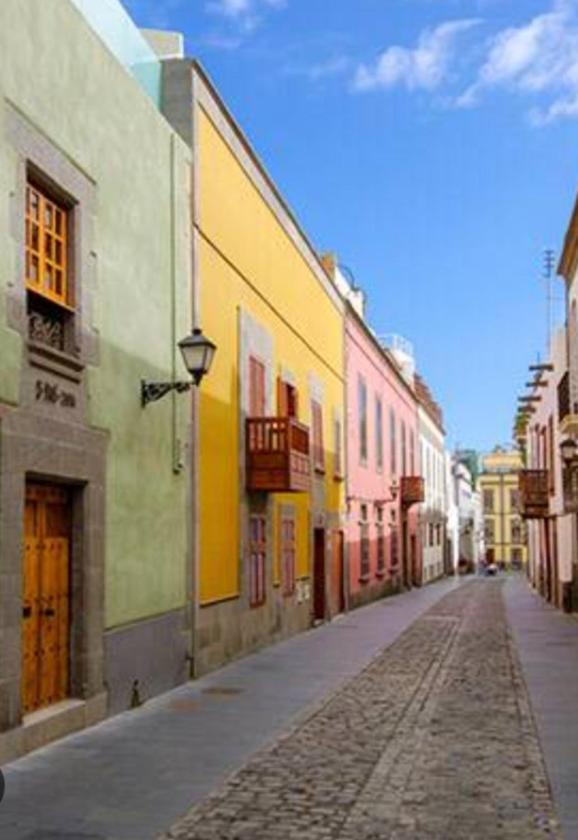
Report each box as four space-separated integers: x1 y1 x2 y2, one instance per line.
479 449 527 568
162 65 346 672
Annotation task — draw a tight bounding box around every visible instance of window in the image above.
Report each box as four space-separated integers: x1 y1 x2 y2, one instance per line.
376 507 385 574
311 401 325 472
375 395 383 470
390 526 399 568
485 517 495 544
410 430 415 475
334 417 343 478
360 504 370 579
249 356 266 416
26 183 70 308
436 524 442 546
280 514 296 596
511 518 522 544
390 409 397 475
249 515 266 607
548 415 555 494
401 421 407 476
359 377 368 463
429 523 435 547
483 489 494 513
277 378 298 418
510 488 520 511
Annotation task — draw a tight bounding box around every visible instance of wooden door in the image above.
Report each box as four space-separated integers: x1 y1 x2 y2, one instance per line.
249 356 266 417
313 528 326 621
331 530 345 615
22 484 71 715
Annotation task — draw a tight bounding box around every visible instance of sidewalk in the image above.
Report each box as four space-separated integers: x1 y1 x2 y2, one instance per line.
504 574 578 840
0 578 459 840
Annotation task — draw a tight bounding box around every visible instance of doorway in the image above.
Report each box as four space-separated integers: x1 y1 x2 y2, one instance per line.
22 483 72 715
331 530 345 615
313 528 326 621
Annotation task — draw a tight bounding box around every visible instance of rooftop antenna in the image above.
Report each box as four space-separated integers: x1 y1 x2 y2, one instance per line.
543 248 556 350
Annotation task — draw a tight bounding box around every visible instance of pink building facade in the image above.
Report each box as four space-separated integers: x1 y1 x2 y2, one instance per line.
345 306 421 608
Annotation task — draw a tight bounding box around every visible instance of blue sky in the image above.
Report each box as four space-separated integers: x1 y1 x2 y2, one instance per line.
125 0 578 452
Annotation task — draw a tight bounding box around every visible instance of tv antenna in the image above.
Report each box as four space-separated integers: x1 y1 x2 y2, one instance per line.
543 248 555 349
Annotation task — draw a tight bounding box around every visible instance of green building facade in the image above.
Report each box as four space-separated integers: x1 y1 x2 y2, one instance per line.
0 0 193 760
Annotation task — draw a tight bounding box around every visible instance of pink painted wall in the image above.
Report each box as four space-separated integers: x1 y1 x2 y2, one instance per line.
345 309 420 605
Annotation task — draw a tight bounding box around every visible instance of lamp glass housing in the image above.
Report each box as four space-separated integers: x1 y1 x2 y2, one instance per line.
179 328 217 385
560 437 578 465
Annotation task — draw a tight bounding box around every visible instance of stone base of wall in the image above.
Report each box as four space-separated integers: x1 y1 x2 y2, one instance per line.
348 578 400 612
104 608 190 714
196 592 312 676
0 692 107 765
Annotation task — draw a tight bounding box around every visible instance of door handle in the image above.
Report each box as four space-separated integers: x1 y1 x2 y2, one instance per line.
22 605 32 619
43 608 56 617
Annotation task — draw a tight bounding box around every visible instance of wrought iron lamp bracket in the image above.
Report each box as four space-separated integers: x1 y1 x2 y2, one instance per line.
141 380 192 407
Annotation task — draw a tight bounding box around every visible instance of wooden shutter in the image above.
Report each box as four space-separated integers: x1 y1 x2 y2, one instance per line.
249 357 266 416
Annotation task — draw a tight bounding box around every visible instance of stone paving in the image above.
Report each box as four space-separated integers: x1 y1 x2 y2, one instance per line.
161 580 560 840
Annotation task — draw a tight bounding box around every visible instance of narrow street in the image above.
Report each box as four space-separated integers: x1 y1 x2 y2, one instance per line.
1 575 577 839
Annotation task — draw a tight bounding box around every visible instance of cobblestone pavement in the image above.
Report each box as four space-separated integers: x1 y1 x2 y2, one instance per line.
160 580 560 840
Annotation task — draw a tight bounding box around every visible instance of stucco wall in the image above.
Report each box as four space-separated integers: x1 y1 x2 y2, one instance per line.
196 101 345 614
345 310 419 598
0 0 192 630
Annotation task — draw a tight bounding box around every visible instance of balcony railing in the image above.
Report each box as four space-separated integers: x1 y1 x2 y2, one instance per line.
246 417 310 493
400 476 425 507
518 470 549 519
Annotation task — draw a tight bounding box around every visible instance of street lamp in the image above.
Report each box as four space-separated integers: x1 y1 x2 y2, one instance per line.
560 437 578 466
141 327 217 407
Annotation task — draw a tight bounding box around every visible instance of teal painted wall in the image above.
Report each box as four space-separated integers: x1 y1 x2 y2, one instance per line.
0 0 192 628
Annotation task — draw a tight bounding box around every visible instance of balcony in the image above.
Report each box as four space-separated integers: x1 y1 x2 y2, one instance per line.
558 370 578 435
518 470 549 519
246 417 310 493
400 476 425 507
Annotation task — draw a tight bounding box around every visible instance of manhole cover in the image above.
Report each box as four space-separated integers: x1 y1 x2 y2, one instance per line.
201 686 244 697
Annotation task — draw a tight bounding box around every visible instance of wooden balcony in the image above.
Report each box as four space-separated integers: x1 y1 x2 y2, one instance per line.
518 470 549 519
558 370 578 435
246 417 311 493
400 476 425 507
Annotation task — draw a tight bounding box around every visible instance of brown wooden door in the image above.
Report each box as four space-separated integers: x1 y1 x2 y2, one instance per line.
313 528 326 621
22 484 71 715
331 530 345 615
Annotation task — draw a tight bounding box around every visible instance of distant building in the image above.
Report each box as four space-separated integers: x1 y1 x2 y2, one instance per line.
479 448 527 568
415 375 447 584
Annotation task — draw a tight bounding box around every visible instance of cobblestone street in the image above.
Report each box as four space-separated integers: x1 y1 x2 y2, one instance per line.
162 580 560 840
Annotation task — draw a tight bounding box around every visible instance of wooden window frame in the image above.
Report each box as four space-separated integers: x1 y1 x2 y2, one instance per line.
358 377 368 465
359 504 370 581
249 514 266 607
311 400 325 473
249 356 266 418
334 417 343 480
375 395 383 471
26 181 72 310
277 377 298 419
280 513 296 597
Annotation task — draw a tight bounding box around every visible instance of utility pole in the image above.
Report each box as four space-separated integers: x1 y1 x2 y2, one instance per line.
543 248 556 350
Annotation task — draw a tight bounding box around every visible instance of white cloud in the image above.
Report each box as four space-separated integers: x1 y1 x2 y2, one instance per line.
456 1 578 122
353 19 480 93
205 0 286 33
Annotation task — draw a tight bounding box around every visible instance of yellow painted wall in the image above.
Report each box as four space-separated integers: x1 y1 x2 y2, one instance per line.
197 106 344 605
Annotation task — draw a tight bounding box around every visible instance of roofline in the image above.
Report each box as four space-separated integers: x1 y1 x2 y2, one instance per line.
344 301 418 404
558 191 578 280
190 59 343 312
